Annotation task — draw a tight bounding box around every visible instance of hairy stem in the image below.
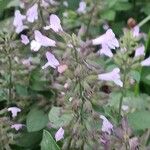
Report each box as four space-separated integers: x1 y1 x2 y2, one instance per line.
8 54 12 105
118 65 127 122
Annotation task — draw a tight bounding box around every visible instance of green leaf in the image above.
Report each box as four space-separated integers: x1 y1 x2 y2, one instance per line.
145 74 150 80
48 107 73 128
26 108 48 132
101 10 116 21
128 110 150 130
129 70 141 83
0 0 10 14
41 130 60 150
141 3 150 15
107 0 118 8
114 2 132 11
16 131 42 148
15 84 28 96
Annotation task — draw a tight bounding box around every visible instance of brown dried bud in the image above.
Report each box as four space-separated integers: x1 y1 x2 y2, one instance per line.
127 18 137 29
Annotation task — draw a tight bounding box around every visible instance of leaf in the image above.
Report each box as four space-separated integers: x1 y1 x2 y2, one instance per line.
101 10 116 21
114 2 132 11
15 84 28 96
41 130 60 150
106 0 118 8
0 0 10 14
129 70 141 83
128 110 150 130
16 131 42 148
141 3 150 15
48 107 73 128
26 108 48 132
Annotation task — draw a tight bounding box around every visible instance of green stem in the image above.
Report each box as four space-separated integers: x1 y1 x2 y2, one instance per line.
38 2 46 26
8 56 12 104
138 14 150 27
118 66 127 122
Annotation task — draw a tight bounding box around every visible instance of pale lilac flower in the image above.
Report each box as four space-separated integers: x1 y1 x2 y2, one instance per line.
13 10 26 27
98 68 123 87
7 107 21 118
100 115 113 135
92 29 119 57
42 51 60 69
26 3 38 23
134 45 145 57
55 127 64 141
11 124 23 131
44 14 63 32
92 29 119 49
77 1 86 14
132 26 140 37
31 30 56 51
42 52 67 73
98 44 113 58
13 10 27 33
141 56 150 66
129 137 139 150
34 30 56 46
30 40 41 51
21 34 29 45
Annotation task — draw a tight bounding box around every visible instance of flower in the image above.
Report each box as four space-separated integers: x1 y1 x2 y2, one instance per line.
26 3 38 23
30 40 41 51
134 45 145 57
98 44 113 58
141 56 150 66
92 29 119 49
44 14 63 32
98 68 123 87
31 30 56 51
42 51 60 69
132 26 140 37
77 1 86 14
11 124 24 131
92 29 119 57
55 127 64 141
100 115 113 135
21 34 29 45
129 137 139 150
7 107 21 118
42 52 67 73
13 10 27 33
